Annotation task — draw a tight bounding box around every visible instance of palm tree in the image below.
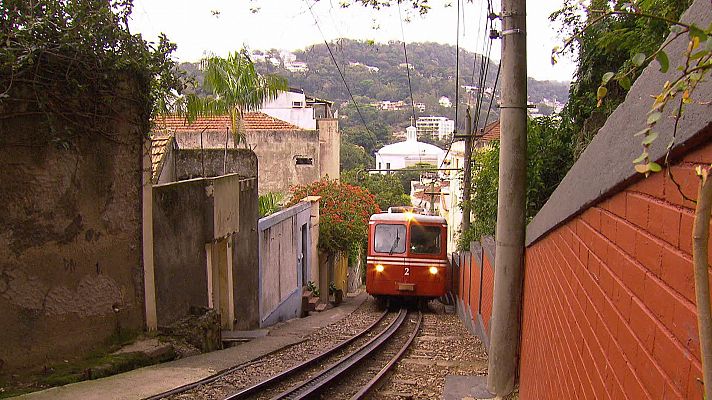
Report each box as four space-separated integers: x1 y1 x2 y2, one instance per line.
178 50 288 146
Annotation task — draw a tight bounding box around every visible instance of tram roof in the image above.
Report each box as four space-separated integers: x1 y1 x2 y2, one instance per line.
369 212 447 224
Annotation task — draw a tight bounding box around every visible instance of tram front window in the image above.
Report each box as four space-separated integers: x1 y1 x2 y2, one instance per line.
410 225 441 254
374 224 406 254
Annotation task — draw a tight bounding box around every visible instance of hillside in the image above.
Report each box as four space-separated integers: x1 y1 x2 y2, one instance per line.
179 40 569 134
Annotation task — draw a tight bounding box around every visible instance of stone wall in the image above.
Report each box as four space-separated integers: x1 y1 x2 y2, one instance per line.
0 80 147 372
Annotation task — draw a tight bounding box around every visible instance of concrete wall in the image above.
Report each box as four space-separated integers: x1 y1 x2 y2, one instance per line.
174 148 258 182
152 174 243 327
317 118 340 180
258 199 319 327
174 127 326 195
0 81 146 372
245 129 320 195
233 178 260 330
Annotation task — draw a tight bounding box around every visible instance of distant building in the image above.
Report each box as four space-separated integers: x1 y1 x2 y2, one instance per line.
416 116 455 141
373 100 406 111
155 89 340 195
415 102 426 112
441 119 500 251
375 125 445 173
285 61 309 73
261 88 333 130
349 61 379 73
438 96 452 108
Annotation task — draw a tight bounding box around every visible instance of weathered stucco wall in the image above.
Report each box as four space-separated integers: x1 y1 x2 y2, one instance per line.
174 128 321 195
174 148 258 181
0 82 147 372
317 118 340 180
152 178 211 326
152 174 243 326
233 178 260 330
245 130 320 195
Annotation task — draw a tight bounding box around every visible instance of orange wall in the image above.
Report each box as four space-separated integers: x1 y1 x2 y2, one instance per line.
519 143 712 400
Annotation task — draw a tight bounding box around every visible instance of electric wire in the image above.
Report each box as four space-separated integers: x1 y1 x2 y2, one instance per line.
398 2 418 127
439 0 490 168
454 0 461 132
480 61 501 136
303 0 374 135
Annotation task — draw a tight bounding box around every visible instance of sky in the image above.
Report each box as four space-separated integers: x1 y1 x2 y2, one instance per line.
128 0 576 82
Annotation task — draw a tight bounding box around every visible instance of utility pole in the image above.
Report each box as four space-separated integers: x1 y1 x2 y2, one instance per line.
461 107 473 233
487 0 527 396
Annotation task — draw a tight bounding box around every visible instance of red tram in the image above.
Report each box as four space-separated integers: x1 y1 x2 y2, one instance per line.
365 211 448 302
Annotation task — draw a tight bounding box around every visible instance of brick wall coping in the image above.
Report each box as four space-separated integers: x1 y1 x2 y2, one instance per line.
526 0 712 246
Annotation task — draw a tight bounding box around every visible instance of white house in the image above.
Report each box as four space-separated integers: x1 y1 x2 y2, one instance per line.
375 126 445 173
260 88 332 130
438 96 452 108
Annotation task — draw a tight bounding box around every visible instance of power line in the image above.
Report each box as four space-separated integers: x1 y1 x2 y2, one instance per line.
303 0 373 135
454 0 461 132
397 3 417 126
480 61 501 134
440 0 490 168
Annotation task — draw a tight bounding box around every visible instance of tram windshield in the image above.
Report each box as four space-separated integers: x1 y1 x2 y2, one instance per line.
374 224 406 254
409 225 442 255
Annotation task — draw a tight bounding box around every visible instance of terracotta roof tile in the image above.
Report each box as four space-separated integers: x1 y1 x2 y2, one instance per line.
480 120 500 142
151 134 172 182
154 112 302 134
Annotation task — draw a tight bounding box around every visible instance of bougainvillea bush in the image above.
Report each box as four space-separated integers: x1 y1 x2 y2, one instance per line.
289 178 380 252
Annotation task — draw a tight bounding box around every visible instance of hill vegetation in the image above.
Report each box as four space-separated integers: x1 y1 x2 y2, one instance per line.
179 40 569 134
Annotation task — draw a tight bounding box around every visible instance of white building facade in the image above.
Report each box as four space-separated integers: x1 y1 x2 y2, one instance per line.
416 116 455 140
375 126 445 172
261 89 332 130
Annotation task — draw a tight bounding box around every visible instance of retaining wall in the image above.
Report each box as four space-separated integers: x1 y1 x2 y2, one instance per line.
454 2 711 398
518 1 711 398
455 237 496 350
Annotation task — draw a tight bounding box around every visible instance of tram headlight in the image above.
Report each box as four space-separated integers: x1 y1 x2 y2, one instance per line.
429 266 439 275
375 264 385 273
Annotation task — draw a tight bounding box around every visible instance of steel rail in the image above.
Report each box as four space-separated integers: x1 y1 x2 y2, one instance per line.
350 311 423 399
223 309 389 400
271 308 409 400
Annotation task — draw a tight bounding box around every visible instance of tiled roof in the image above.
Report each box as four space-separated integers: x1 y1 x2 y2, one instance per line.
154 112 302 133
480 120 500 142
151 134 172 182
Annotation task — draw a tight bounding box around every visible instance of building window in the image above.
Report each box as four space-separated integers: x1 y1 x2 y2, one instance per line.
292 101 304 108
386 162 391 172
378 162 382 169
296 157 313 165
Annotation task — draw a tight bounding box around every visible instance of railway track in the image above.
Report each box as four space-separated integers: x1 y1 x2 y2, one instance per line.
223 308 421 400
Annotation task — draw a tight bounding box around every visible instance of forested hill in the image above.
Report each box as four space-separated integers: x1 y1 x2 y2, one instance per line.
179 39 569 132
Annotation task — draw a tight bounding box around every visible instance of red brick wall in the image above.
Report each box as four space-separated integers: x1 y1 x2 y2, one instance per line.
519 143 712 400
482 251 495 332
